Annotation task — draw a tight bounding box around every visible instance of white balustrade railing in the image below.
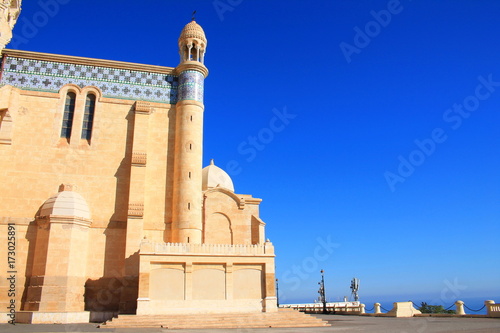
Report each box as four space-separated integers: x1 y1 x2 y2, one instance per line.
140 239 274 256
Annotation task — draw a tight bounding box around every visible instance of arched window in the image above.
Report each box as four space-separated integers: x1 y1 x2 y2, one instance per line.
60 92 76 139
81 94 96 141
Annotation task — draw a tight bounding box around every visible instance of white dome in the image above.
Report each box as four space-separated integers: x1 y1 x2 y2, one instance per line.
202 159 234 192
40 186 91 220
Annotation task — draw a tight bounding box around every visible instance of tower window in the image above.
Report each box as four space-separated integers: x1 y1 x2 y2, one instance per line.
60 92 76 139
81 94 96 141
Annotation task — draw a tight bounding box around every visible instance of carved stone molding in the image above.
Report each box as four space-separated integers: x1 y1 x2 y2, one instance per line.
132 151 147 166
128 202 144 217
135 101 152 114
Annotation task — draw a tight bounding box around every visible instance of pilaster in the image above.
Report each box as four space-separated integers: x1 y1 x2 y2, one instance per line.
226 263 234 300
122 101 151 313
124 101 151 260
185 262 193 300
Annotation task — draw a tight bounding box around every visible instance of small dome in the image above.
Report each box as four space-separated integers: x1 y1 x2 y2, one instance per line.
179 20 207 44
202 159 234 192
39 186 91 220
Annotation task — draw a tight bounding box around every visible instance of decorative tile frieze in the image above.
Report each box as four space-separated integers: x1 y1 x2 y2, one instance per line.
0 56 179 104
128 202 144 217
178 70 204 102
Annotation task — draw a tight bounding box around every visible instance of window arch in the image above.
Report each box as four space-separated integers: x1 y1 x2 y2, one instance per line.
60 92 76 139
81 94 96 141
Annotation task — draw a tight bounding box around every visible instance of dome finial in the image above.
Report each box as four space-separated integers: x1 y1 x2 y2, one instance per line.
178 19 207 64
210 159 214 165
191 10 197 21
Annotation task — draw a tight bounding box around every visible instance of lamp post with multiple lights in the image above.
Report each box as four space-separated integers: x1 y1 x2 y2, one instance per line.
318 269 327 314
276 278 280 307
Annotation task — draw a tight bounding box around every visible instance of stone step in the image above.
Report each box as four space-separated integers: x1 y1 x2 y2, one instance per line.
109 314 317 322
105 318 327 327
104 309 330 329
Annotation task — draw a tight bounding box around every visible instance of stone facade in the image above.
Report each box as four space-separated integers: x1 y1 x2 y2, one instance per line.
0 0 21 52
0 19 276 323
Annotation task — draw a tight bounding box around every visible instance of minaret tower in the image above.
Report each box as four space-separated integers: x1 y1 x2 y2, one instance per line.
171 20 208 243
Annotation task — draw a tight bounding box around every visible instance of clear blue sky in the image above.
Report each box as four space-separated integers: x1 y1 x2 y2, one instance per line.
10 0 499 308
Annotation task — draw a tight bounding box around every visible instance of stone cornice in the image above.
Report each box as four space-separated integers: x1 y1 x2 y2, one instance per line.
175 99 204 109
36 215 92 227
1 49 175 75
175 61 209 78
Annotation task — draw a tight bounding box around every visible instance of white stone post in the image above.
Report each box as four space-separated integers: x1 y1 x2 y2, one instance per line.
360 303 365 314
455 300 465 315
485 300 495 316
374 302 382 314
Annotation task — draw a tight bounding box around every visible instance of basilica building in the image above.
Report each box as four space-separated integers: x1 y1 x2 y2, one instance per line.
0 3 278 323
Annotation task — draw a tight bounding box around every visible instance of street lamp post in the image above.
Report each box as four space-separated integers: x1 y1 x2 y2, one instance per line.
318 269 327 314
276 278 279 307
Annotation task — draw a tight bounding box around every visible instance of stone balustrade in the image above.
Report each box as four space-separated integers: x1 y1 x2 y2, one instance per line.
485 300 500 317
280 302 362 314
281 299 500 318
140 239 275 256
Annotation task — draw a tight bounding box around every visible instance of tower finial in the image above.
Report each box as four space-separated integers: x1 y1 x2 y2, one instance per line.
210 159 214 165
192 10 197 21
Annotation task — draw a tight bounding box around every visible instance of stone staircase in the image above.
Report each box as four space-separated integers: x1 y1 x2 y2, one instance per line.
103 308 331 329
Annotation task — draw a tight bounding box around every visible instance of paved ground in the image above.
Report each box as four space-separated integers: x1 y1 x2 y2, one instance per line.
1 315 500 333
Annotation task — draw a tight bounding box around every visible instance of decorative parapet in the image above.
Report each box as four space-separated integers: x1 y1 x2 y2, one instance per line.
131 151 147 166
140 239 275 256
128 202 144 217
485 300 500 317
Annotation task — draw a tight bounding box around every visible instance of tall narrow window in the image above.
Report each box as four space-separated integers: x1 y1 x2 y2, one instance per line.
0 109 13 145
60 92 76 139
81 94 96 141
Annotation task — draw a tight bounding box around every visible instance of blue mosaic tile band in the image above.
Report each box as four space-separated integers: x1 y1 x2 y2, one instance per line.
0 56 179 104
178 70 204 103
